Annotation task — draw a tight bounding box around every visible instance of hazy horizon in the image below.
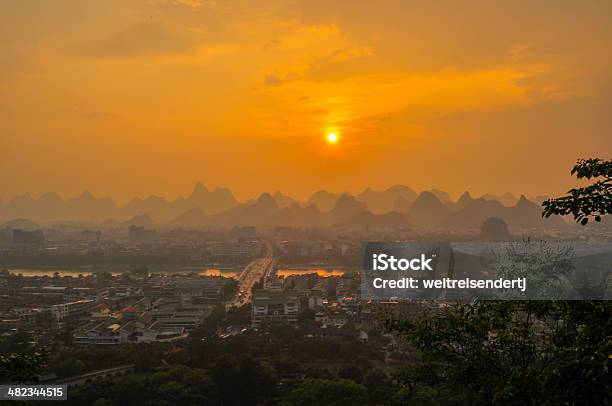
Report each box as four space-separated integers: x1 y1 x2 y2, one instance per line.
0 181 545 207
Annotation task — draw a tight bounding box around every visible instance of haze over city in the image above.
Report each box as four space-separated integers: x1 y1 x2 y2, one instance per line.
0 2 610 405
1 1 611 202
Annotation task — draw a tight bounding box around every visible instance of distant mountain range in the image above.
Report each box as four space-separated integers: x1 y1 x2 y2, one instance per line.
0 183 566 231
0 182 238 223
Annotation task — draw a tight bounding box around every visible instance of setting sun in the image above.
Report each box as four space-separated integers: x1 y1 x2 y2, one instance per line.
327 132 339 144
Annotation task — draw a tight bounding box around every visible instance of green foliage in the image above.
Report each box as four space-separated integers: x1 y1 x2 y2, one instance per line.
384 162 612 404
226 305 251 326
386 301 611 405
67 365 217 406
59 318 387 404
194 304 226 337
542 158 612 224
50 343 170 376
297 307 316 329
363 368 396 405
0 330 34 353
493 240 576 299
279 378 368 406
53 356 86 378
337 364 363 383
0 350 48 383
180 320 381 373
91 398 114 406
210 354 277 405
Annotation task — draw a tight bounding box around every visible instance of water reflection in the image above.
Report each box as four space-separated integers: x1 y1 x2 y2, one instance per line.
198 269 240 278
7 270 122 277
8 268 348 279
276 269 346 277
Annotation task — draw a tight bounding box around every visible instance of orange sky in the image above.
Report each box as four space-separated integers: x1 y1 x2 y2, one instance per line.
1 0 610 203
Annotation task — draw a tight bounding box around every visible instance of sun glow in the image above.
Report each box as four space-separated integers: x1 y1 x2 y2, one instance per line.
327 132 339 144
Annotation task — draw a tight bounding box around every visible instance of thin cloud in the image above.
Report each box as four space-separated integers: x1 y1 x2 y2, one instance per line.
76 21 203 58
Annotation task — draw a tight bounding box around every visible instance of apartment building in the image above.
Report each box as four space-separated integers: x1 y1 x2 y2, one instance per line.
251 289 300 327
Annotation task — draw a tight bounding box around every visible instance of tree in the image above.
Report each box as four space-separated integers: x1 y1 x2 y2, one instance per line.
0 351 48 383
211 355 239 405
53 356 85 378
297 308 316 330
480 217 510 241
337 364 363 383
542 158 612 224
236 356 277 404
151 365 217 404
226 305 251 326
279 379 368 406
385 300 611 404
363 369 395 405
384 159 612 404
0 331 33 353
91 399 114 406
129 265 149 279
493 240 576 299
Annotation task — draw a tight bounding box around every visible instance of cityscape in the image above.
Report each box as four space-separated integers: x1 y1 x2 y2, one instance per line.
1 0 610 404
0 181 610 403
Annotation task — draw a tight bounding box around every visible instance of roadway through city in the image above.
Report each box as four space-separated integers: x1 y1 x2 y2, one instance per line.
230 242 274 307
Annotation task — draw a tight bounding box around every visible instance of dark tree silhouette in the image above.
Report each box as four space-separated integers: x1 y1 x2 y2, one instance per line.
383 159 612 404
480 217 510 241
0 351 48 383
542 158 612 225
279 378 368 406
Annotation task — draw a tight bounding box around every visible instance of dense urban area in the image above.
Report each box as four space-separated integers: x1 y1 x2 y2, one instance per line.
0 183 610 405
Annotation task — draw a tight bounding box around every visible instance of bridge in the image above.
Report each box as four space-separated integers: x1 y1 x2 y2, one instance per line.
230 241 275 307
47 364 135 388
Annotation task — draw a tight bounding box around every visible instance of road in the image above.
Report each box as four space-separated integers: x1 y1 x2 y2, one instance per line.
230 242 274 307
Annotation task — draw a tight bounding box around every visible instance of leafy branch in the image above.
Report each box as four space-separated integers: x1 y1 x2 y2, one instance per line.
542 158 612 225
0 350 48 384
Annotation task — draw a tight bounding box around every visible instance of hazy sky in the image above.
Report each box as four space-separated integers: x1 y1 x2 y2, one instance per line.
1 0 610 203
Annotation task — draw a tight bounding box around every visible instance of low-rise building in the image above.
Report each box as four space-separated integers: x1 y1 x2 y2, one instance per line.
251 289 300 327
51 299 95 323
74 321 131 345
150 297 211 331
91 303 110 319
74 318 187 345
